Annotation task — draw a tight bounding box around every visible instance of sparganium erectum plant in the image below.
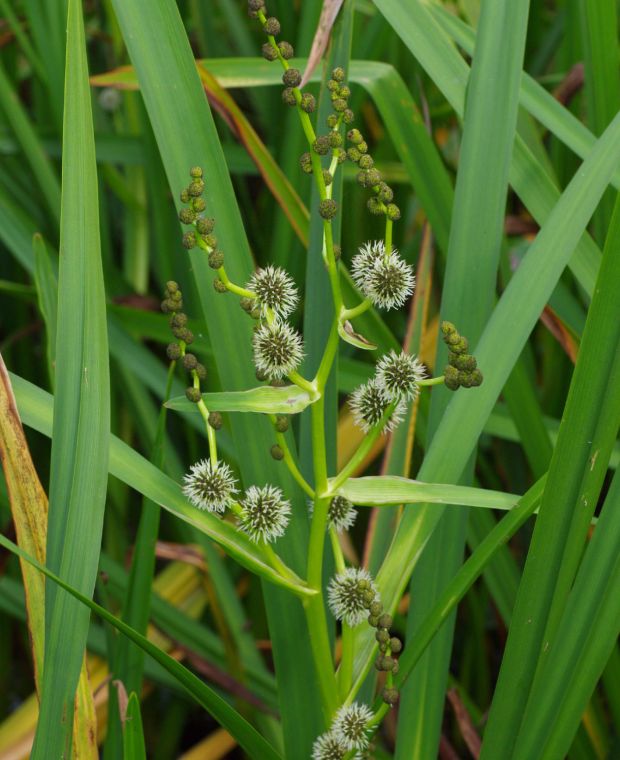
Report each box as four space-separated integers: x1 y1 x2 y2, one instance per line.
165 2 482 753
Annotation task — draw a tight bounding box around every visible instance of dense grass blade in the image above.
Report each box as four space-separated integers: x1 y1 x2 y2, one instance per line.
32 234 58 386
123 693 146 760
31 1 110 756
480 193 620 758
0 534 283 760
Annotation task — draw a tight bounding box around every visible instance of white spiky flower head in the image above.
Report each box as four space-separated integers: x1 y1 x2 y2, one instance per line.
252 321 304 379
349 378 406 433
238 484 291 543
332 702 374 751
327 567 379 627
308 496 358 534
183 459 238 514
365 249 415 310
351 240 385 293
246 265 298 318
311 731 347 760
376 350 426 401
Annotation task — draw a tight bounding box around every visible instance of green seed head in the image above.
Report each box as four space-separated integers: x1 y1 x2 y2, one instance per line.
189 166 203 179
182 231 197 250
208 250 224 269
192 197 206 213
282 68 301 87
208 411 223 430
185 387 201 403
278 41 294 59
182 353 197 370
318 198 338 219
275 414 289 433
179 207 195 224
270 444 284 461
188 179 205 197
213 279 228 293
300 93 316 113
196 217 215 235
261 42 278 61
386 203 401 221
263 16 280 35
282 87 297 106
166 343 181 360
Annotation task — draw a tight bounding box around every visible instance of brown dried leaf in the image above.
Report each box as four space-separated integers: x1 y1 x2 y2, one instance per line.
299 0 345 88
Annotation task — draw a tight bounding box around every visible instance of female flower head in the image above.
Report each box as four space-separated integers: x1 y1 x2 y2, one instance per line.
183 459 238 514
376 350 426 400
252 321 304 379
332 702 374 751
311 731 347 760
351 240 415 311
328 567 379 626
238 484 291 543
246 265 298 318
349 378 406 433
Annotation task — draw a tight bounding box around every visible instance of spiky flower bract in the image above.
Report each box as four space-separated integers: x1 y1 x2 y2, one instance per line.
238 484 291 543
311 731 347 760
349 378 406 433
332 702 374 751
246 265 298 318
328 496 357 533
328 567 379 626
366 249 415 310
351 240 384 293
183 460 238 514
376 350 426 400
252 321 304 379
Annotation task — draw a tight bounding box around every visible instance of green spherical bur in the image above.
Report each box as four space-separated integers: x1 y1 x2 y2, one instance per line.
278 41 294 59
300 152 313 173
270 444 284 460
368 613 380 627
326 114 338 128
444 365 460 390
182 353 197 370
282 68 301 87
275 414 289 432
347 147 361 163
166 343 181 360
378 613 392 630
343 109 355 124
170 312 188 329
196 217 215 235
358 154 374 170
386 203 401 221
208 250 224 270
182 231 197 250
322 170 333 186
179 207 195 224
367 197 385 216
318 198 338 219
192 197 206 213
300 93 316 113
182 329 194 345
195 363 207 380
282 87 297 106
369 601 383 617
208 411 223 430
203 233 218 249
332 66 345 82
312 135 330 155
332 98 347 112
240 297 254 312
185 387 201 403
261 42 278 61
327 78 339 92
389 637 402 653
376 629 390 644
378 182 394 203
213 279 228 293
188 179 205 197
382 688 399 706
263 16 280 35
189 166 203 179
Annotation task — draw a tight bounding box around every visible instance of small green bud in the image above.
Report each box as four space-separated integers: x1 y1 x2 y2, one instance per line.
166 343 181 360
160 299 173 314
452 336 469 353
300 152 313 174
240 297 254 312
369 601 383 617
179 207 195 224
358 154 374 170
332 244 341 261
378 182 394 203
182 329 194 345
322 169 333 186
326 114 338 128
300 93 316 113
318 198 338 219
188 179 205 196
180 188 190 204
444 365 460 391
449 352 477 372
263 16 280 35
337 151 346 164
275 414 289 432
343 108 355 124
362 589 376 605
367 197 385 216
382 687 399 706
347 128 363 144
374 655 384 671
270 377 286 387
270 444 284 460
182 231 197 249
248 0 265 10
182 353 197 370
390 637 402 653
256 368 269 382
170 290 182 302
208 250 224 269
386 203 401 221
196 217 215 235
250 307 262 320
347 146 361 163
195 363 207 380
185 387 201 403
282 87 297 106
332 67 345 82
328 131 343 149
368 613 380 627
172 324 186 339
332 98 347 112
338 85 351 99
470 368 483 386
381 655 395 671
378 614 392 630
376 629 390 644
357 140 368 154
192 197 206 213
213 279 228 293
170 312 188 328
367 168 382 186
189 166 203 179
278 41 294 59
203 233 218 249
165 280 179 293
327 78 339 92
312 135 330 155
208 411 223 430
282 68 301 87
441 320 457 337
261 42 278 61
459 371 474 388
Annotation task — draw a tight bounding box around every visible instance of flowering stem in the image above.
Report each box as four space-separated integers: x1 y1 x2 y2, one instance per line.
328 405 395 496
287 370 317 396
419 375 445 387
385 217 393 255
315 320 339 389
338 622 355 702
269 417 315 499
216 266 256 299
340 298 373 322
